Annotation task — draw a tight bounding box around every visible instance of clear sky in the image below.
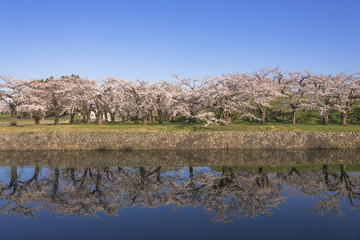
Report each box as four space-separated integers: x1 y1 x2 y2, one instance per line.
0 0 359 82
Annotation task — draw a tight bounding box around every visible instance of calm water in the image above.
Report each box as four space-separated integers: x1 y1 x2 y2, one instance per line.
0 150 360 240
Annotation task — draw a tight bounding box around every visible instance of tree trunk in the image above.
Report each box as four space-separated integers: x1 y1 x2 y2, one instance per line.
82 108 89 123
135 111 140 124
222 111 231 123
70 113 75 124
151 111 156 122
258 106 266 125
323 112 329 125
96 111 102 125
104 110 109 122
139 167 147 186
219 167 234 188
9 103 17 126
227 112 231 123
82 112 87 123
52 168 60 200
142 116 147 125
257 167 269 187
96 101 103 125
291 108 297 125
86 110 91 123
149 111 153 122
340 112 348 126
189 167 194 180
110 111 115 123
158 110 164 124
28 165 40 184
168 115 173 122
155 167 161 182
10 166 18 195
54 112 60 125
10 166 17 187
322 165 330 185
34 112 40 124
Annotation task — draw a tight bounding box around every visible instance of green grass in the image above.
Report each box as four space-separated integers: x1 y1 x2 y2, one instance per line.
0 114 33 123
1 119 360 132
0 114 84 122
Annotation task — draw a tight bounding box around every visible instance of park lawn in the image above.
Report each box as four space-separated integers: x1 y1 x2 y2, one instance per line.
0 114 83 123
0 117 33 123
1 121 360 132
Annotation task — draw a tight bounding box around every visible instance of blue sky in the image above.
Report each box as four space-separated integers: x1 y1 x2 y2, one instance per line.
0 0 359 82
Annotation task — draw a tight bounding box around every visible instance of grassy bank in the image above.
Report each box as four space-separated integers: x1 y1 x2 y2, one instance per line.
1 121 360 132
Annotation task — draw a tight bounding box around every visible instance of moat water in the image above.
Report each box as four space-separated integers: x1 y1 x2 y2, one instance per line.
0 150 359 240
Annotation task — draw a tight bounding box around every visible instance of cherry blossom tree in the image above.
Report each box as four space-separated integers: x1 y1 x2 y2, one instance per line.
150 81 181 124
306 72 360 126
21 79 47 124
32 77 74 125
330 73 360 126
166 82 189 122
101 78 128 123
304 73 334 125
203 76 238 123
72 78 98 123
123 80 155 125
216 73 259 123
174 75 223 126
0 76 30 126
278 71 311 124
226 68 283 124
88 80 106 125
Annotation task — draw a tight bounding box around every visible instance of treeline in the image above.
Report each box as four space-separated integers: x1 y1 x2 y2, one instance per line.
0 68 359 126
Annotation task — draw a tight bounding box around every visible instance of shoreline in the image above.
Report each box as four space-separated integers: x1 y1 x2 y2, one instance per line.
0 149 359 167
1 131 360 150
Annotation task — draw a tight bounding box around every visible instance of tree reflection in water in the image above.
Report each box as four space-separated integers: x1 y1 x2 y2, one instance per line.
1 164 359 222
